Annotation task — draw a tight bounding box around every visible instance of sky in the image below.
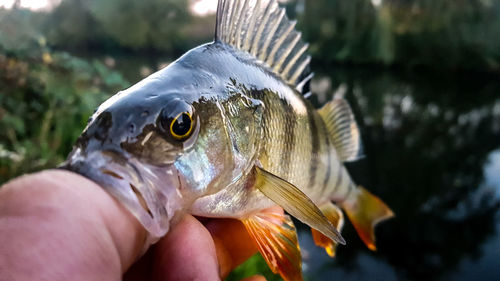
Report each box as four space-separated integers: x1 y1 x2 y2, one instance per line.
0 0 299 15
0 0 60 10
190 0 218 16
0 0 219 15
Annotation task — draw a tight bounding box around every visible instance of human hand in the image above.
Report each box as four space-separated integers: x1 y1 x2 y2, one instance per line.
0 170 265 281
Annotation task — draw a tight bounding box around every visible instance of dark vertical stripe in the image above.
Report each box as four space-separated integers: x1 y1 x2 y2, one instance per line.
320 119 332 194
280 98 296 177
250 90 269 159
260 103 268 159
307 107 320 188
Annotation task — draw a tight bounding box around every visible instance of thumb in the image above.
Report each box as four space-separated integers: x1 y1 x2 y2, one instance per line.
0 170 146 280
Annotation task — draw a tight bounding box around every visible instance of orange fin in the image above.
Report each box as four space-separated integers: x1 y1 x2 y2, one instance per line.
341 186 394 251
311 203 345 257
242 208 303 281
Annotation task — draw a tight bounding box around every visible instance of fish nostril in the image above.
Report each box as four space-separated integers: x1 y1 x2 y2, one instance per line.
129 123 136 134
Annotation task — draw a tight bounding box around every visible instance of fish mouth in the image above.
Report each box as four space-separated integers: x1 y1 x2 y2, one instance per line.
60 148 184 246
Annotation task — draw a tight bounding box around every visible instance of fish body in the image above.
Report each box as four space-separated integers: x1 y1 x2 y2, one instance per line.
190 58 353 216
63 1 393 280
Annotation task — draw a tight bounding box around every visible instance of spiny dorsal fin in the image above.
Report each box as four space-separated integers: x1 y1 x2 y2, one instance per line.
318 98 364 162
215 0 312 91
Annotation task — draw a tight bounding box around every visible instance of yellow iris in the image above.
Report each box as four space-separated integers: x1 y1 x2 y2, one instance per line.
170 112 193 140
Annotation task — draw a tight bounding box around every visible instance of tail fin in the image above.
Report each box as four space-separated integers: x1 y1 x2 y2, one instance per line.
341 186 394 251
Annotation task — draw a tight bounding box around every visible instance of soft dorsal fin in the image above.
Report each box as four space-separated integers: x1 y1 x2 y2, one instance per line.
318 98 363 162
215 0 312 91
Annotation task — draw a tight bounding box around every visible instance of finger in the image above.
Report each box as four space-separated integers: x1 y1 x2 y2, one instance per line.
0 170 146 280
152 214 220 281
204 218 258 278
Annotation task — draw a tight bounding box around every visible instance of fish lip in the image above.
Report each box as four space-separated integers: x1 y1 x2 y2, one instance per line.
61 148 183 245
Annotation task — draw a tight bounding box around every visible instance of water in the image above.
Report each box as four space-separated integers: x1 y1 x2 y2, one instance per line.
296 66 500 281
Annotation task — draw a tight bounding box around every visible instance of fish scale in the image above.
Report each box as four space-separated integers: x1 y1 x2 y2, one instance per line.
252 89 353 205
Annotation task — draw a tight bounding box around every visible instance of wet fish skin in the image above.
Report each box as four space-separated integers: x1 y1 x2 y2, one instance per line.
63 44 279 238
189 50 357 218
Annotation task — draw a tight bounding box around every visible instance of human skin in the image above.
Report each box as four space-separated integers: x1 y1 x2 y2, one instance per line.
0 170 266 281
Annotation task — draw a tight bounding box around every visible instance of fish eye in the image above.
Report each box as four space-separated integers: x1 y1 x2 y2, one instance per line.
158 101 195 142
169 112 193 140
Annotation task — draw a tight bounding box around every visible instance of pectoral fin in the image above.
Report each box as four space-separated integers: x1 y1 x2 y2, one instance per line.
311 202 345 257
254 166 345 245
242 208 303 281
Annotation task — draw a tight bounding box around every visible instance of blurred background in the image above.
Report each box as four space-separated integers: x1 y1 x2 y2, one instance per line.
1 0 499 280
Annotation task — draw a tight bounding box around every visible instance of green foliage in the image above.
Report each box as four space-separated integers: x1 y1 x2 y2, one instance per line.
43 0 193 53
301 0 500 71
300 0 377 63
7 0 500 71
88 0 190 51
0 26 129 182
43 0 103 50
0 8 45 57
226 254 282 281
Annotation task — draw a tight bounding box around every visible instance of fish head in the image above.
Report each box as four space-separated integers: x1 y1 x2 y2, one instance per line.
62 47 264 243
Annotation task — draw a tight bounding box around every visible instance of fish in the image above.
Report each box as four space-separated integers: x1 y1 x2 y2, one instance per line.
61 1 394 280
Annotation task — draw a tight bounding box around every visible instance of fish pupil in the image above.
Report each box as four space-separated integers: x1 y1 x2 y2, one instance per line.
172 113 191 136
